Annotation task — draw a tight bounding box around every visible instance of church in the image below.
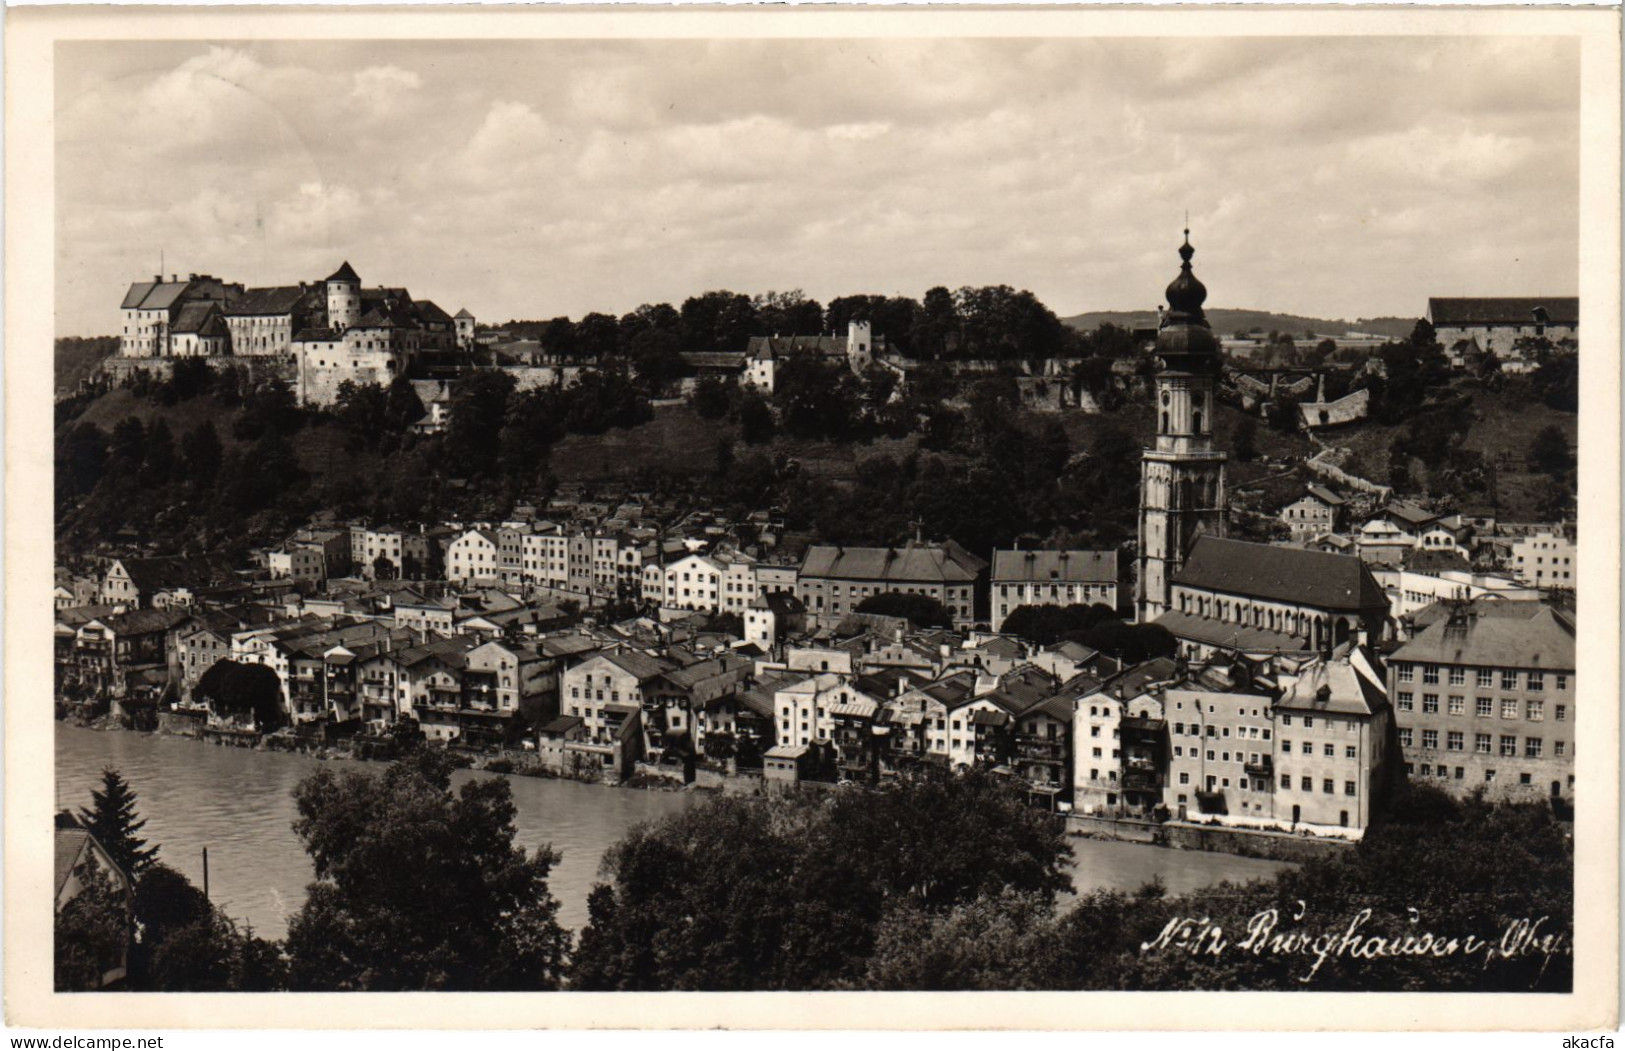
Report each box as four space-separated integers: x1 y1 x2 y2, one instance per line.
1135 233 1390 657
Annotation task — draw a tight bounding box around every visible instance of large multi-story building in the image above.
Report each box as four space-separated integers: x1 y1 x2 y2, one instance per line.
990 549 1123 632
1511 528 1576 590
797 541 987 628
1426 297 1579 360
1386 598 1575 802
1137 231 1228 623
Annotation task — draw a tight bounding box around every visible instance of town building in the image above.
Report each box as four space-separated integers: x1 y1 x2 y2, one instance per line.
1511 528 1576 590
990 549 1123 632
1386 598 1575 802
1137 231 1228 622
1279 484 1346 543
797 540 987 629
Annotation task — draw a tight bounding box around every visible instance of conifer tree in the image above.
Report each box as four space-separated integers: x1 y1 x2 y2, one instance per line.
78 768 158 877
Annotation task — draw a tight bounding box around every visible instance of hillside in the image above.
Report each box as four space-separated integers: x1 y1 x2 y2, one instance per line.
1065 308 1416 340
55 337 119 395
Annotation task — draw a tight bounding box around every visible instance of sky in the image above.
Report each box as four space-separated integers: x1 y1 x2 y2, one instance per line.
55 36 1580 337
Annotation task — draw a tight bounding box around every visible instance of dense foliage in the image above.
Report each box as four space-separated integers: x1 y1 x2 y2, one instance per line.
570 771 1074 990
283 750 569 991
854 591 955 629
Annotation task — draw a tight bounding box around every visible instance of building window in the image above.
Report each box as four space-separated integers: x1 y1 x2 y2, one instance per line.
1422 694 1439 714
1555 704 1567 722
1322 778 1334 794
1422 665 1439 685
1422 730 1438 750
1499 735 1517 757
1323 743 1334 757
1301 776 1312 791
1527 700 1543 721
1447 731 1464 752
1485 769 1497 783
1344 781 1356 796
1555 741 1566 757
1475 733 1491 754
1448 667 1465 686
1477 697 1493 718
1525 738 1542 758
1502 699 1519 720
1301 741 1312 754
1527 672 1544 692
1477 668 1493 689
1345 745 1357 759
1448 696 1464 715
1397 692 1413 712
1280 773 1291 789
1501 670 1518 690
1555 674 1568 691
1397 665 1413 684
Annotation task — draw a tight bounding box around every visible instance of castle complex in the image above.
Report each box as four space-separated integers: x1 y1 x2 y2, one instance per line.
117 263 476 406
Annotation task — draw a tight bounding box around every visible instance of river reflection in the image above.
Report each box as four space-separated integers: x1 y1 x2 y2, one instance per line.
55 723 1291 939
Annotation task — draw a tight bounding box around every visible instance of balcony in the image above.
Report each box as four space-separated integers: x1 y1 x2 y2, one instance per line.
1244 756 1274 778
1122 770 1159 792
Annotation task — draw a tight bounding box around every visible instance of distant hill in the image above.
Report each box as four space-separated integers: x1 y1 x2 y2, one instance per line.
1064 308 1418 341
55 336 119 395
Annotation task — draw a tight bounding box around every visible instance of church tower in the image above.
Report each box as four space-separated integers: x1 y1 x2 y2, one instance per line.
1137 230 1228 623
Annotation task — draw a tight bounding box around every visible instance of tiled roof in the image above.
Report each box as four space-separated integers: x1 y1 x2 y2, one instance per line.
1428 297 1578 326
1154 609 1315 654
222 286 314 317
602 650 675 683
1173 536 1387 612
171 301 222 335
326 261 361 283
1392 601 1574 670
991 549 1117 584
801 541 986 585
455 308 475 320
538 715 584 735
1304 484 1345 507
121 280 192 312
293 327 342 343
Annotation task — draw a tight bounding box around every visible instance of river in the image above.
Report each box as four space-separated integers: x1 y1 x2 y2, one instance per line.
56 723 1293 938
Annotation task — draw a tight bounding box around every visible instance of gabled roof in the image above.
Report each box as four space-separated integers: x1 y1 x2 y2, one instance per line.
601 650 676 683
121 280 191 312
1383 501 1438 528
1427 297 1578 326
991 549 1117 584
326 261 361 283
171 301 223 335
1154 609 1315 654
1303 484 1345 507
1172 536 1387 612
454 308 475 320
101 608 191 636
113 554 235 594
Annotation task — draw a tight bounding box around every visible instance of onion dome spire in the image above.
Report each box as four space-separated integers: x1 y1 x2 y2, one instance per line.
1164 228 1208 321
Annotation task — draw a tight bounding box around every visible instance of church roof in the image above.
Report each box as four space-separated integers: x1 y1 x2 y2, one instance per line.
1172 536 1387 613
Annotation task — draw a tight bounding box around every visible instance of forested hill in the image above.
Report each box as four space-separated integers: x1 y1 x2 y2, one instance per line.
1064 309 1417 340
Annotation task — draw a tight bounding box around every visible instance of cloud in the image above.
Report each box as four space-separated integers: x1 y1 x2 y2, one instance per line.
55 37 1580 337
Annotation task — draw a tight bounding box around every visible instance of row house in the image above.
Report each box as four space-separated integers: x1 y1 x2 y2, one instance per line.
641 652 755 761
351 525 435 581
989 549 1125 632
102 555 236 610
1075 657 1182 814
267 545 325 583
1511 529 1575 590
64 608 191 700
446 529 501 585
559 650 674 776
773 672 882 750
1386 598 1575 803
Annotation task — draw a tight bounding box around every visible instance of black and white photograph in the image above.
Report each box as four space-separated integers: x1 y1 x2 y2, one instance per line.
6 3 1620 1033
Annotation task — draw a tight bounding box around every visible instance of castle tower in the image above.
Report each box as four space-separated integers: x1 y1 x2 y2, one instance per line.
325 261 361 332
1137 230 1228 623
454 307 476 350
846 319 874 373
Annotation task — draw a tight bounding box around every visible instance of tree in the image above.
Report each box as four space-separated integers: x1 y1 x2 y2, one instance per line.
690 375 733 420
1530 425 1575 477
1001 603 1117 647
383 374 427 431
1232 414 1259 462
78 768 158 877
444 369 517 476
179 421 223 491
736 388 775 445
284 750 568 990
855 592 954 630
571 771 1072 990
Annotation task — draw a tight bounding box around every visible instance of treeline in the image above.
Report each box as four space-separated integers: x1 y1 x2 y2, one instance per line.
502 283 1109 365
58 762 1571 993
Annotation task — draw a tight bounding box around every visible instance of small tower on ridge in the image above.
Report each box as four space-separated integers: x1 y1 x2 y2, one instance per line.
326 261 361 332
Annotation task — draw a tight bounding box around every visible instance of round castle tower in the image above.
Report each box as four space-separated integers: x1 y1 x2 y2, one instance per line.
325 261 361 332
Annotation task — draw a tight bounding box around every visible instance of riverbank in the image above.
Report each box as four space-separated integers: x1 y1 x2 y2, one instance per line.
1068 813 1354 864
